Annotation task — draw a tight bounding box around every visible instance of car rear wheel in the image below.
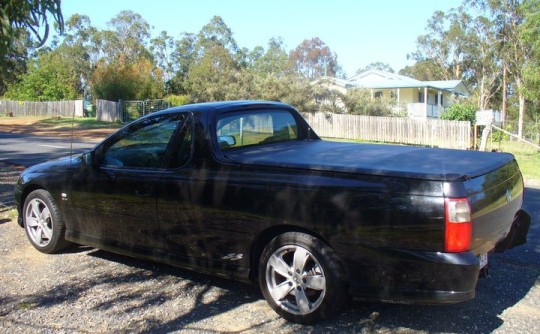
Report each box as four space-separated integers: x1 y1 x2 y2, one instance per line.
23 189 71 254
259 232 348 324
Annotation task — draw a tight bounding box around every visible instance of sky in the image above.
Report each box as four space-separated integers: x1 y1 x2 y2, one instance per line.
60 0 463 78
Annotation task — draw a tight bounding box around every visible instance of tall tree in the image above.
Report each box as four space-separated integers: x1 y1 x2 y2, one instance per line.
399 60 447 81
409 9 468 81
185 45 240 102
253 37 293 76
520 0 540 102
150 31 176 82
475 0 530 138
56 14 100 97
460 8 501 111
99 10 152 63
196 16 239 56
290 37 339 79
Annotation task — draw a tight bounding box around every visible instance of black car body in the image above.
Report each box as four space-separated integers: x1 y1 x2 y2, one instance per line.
15 101 531 324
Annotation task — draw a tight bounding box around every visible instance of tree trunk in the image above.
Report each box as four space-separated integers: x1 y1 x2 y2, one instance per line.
518 94 525 139
502 63 507 126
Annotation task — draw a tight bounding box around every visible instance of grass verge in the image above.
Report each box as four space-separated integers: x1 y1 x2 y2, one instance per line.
38 117 122 129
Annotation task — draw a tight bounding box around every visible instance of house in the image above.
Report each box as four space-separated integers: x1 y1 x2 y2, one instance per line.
318 70 470 118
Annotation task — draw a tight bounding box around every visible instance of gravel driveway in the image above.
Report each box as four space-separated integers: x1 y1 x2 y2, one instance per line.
1 162 539 333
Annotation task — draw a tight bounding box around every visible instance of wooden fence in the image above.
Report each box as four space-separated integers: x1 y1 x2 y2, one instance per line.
302 112 471 149
96 99 121 122
0 100 84 117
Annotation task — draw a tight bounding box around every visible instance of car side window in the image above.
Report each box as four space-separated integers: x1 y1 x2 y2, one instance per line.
166 116 193 169
216 110 298 150
101 114 184 169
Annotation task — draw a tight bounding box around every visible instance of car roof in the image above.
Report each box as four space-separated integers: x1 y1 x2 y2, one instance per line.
153 100 293 116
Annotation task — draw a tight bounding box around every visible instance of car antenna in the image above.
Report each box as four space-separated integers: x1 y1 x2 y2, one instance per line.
70 102 75 165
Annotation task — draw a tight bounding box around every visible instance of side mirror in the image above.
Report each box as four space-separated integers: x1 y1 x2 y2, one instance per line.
218 135 236 149
82 151 95 167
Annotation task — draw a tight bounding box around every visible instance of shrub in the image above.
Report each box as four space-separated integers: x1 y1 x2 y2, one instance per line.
164 94 190 106
440 104 476 124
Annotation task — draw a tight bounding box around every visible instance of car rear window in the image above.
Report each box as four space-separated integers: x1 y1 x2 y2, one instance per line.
216 110 298 150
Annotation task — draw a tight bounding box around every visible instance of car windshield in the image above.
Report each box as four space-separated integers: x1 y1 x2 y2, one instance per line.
216 110 298 150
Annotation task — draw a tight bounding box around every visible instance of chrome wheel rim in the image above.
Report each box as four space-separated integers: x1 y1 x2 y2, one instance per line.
25 198 53 247
265 245 326 315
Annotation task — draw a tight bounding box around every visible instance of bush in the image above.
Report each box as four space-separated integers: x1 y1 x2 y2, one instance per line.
164 94 190 106
440 104 476 124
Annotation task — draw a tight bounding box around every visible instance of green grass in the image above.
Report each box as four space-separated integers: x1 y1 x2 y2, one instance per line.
494 140 540 180
38 117 122 129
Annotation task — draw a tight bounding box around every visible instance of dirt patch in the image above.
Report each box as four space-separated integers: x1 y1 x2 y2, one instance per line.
0 117 117 142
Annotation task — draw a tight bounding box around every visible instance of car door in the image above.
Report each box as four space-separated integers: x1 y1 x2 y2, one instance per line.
69 113 187 251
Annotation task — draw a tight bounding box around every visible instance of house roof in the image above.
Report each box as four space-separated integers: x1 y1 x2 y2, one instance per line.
324 69 470 97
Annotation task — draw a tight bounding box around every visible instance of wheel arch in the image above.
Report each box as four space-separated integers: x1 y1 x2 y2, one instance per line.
17 184 46 226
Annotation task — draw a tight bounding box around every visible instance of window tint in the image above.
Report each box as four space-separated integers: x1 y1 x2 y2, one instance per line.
167 116 193 169
101 114 184 169
216 110 298 150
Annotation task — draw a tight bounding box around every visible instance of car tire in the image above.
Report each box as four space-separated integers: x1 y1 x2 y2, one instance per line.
259 232 348 324
23 189 72 254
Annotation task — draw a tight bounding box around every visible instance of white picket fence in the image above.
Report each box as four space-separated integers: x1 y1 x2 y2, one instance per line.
302 112 471 149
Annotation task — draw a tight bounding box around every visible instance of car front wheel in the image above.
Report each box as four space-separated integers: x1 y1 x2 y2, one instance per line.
259 232 348 324
23 189 71 254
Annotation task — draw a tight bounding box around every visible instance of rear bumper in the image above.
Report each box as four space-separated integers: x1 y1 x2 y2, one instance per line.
345 248 479 304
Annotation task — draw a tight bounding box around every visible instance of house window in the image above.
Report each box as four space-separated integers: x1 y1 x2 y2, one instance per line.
434 94 444 105
374 91 383 98
418 92 425 103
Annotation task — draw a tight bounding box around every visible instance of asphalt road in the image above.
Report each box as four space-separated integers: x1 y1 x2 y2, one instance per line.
0 132 96 167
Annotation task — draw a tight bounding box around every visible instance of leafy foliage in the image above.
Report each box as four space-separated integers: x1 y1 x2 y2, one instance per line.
0 0 63 56
4 49 78 101
91 57 163 101
440 104 476 124
164 94 190 106
290 37 339 79
342 89 395 116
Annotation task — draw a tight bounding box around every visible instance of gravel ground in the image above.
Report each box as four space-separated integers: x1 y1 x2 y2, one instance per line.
1 162 539 333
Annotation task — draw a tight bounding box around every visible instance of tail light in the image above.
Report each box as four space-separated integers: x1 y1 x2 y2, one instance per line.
444 198 472 252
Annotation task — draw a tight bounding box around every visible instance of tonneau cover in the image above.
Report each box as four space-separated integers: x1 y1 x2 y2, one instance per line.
225 140 515 181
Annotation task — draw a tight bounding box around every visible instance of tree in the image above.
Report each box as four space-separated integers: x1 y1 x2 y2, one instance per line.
169 16 242 95
150 31 176 82
356 62 395 74
99 10 152 63
409 9 468 81
399 60 447 81
473 0 530 139
461 12 501 111
185 45 240 102
0 0 63 57
55 14 100 97
520 0 540 102
290 37 339 79
0 28 28 96
252 37 293 76
196 16 239 56
4 49 79 101
91 57 164 101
